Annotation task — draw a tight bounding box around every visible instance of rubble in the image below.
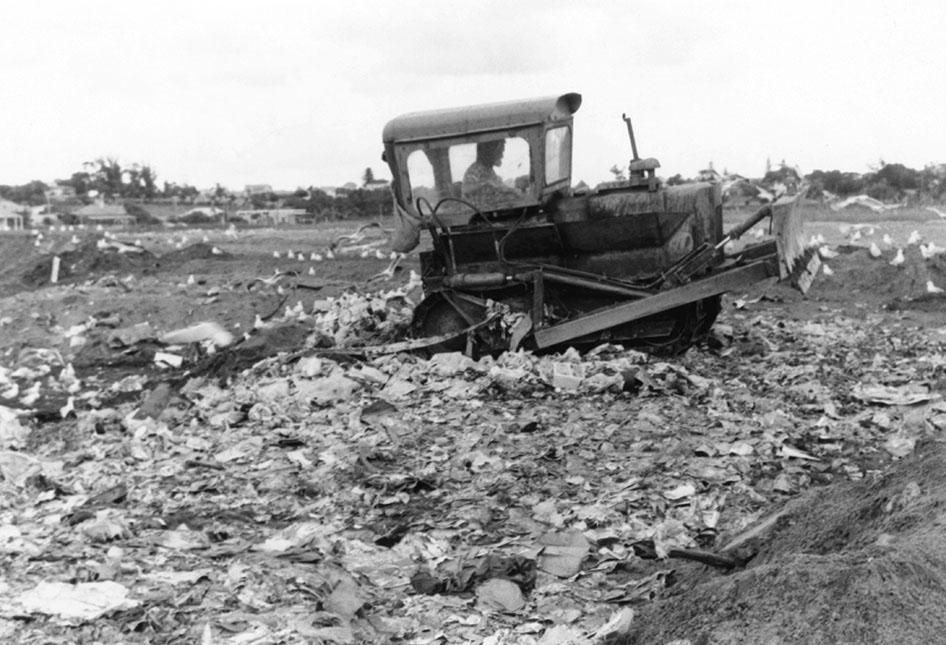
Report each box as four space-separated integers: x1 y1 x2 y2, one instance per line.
2 226 946 642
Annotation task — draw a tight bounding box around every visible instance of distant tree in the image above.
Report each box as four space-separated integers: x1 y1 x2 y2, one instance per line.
762 165 801 186
86 157 124 198
870 163 919 192
161 181 199 201
66 172 92 196
362 167 375 187
665 173 687 186
609 165 626 181
0 180 48 206
805 169 865 196
139 164 157 199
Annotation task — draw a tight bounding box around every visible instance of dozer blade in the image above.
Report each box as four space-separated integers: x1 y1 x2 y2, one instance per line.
770 191 820 294
533 260 776 350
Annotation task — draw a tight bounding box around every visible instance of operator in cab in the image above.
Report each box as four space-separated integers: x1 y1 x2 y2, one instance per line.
461 139 526 210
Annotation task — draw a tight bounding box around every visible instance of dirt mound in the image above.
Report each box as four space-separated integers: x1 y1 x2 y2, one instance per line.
621 440 946 644
158 242 231 264
815 245 946 308
21 242 158 288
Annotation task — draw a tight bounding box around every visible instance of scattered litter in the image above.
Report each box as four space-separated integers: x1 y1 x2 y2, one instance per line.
160 321 234 348
13 581 138 622
853 383 941 406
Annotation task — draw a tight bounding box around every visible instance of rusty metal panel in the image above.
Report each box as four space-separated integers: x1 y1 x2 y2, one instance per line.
383 94 581 143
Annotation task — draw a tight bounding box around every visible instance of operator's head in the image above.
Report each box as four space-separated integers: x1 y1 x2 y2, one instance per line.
476 139 506 167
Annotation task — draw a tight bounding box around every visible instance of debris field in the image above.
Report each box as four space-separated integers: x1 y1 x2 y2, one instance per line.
3 220 946 644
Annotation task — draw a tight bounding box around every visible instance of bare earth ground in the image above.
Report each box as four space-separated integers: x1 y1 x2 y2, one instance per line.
3 207 946 643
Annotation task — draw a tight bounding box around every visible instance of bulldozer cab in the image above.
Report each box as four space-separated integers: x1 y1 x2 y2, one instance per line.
382 93 582 224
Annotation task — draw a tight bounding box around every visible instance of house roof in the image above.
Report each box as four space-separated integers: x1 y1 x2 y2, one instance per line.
0 199 26 215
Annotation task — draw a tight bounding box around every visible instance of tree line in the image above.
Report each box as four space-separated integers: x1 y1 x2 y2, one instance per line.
0 160 393 221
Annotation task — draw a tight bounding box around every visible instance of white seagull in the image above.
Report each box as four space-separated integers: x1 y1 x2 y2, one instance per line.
819 245 839 259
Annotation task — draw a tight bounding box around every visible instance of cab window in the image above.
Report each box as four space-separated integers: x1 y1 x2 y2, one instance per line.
545 126 571 185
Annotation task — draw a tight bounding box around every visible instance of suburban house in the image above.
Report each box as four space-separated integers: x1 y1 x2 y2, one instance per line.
73 202 136 226
0 199 26 230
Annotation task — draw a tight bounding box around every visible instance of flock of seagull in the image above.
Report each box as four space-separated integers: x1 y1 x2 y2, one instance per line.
812 221 946 293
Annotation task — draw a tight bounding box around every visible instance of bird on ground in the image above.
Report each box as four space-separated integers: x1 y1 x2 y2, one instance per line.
211 246 222 255
890 248 905 266
882 233 893 246
297 253 305 261
927 280 944 294
819 245 838 259
325 249 335 260
850 230 862 242
308 266 316 275
70 234 80 245
273 251 281 258
869 242 882 258
822 264 834 276
202 235 210 243
59 396 75 418
310 252 318 261
920 242 946 259
908 230 922 245
186 274 196 285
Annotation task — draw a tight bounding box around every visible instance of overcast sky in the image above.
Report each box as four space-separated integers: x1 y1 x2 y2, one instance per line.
3 1 944 191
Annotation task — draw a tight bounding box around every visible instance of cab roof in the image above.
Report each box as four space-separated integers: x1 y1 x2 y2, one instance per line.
382 93 581 144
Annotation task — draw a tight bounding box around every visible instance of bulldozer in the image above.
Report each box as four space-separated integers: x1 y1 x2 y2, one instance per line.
381 92 819 355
